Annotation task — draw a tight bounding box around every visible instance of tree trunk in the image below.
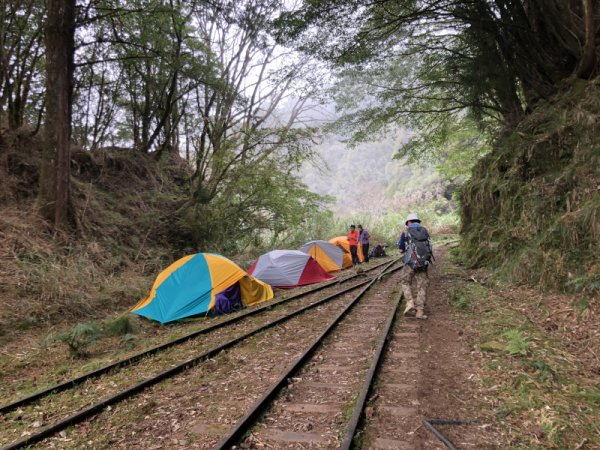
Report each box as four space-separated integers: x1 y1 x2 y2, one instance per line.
39 0 75 229
576 0 597 78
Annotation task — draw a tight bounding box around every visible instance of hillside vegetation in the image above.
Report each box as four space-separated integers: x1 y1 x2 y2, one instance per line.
0 132 185 339
461 80 600 293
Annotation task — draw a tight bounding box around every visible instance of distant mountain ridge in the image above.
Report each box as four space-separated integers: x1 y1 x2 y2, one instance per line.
300 135 449 216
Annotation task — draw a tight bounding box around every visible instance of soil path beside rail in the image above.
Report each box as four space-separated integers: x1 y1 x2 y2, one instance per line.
361 247 503 449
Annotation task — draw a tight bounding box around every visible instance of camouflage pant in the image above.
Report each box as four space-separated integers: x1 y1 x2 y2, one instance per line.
399 265 429 309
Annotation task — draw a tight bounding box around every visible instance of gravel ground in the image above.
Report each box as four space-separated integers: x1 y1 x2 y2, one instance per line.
240 271 402 449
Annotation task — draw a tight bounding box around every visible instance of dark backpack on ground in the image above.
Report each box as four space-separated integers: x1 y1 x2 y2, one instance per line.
403 226 433 271
370 244 386 258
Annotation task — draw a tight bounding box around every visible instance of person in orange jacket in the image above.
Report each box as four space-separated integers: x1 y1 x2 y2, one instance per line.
347 224 360 266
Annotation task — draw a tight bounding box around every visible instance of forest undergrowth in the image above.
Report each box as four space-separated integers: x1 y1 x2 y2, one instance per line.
0 130 184 342
444 247 600 449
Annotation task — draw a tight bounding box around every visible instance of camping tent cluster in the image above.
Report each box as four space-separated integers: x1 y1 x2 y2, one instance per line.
247 240 350 288
133 236 363 323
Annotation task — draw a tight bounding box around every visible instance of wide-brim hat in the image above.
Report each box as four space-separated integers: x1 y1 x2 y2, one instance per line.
404 213 420 225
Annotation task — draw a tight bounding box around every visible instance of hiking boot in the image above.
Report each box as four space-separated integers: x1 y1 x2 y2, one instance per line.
416 309 428 320
403 301 415 316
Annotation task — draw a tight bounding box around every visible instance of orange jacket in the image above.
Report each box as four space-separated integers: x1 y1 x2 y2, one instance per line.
347 230 359 246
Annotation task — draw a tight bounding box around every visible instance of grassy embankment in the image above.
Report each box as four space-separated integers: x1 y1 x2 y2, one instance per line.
444 246 599 449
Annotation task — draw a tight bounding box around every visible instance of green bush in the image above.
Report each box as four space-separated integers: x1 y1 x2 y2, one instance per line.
448 288 470 309
503 329 531 356
58 322 102 358
460 80 600 291
106 315 134 336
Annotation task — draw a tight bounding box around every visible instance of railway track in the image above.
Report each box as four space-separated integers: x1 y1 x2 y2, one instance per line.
213 247 461 449
0 258 392 416
0 258 401 449
214 259 403 449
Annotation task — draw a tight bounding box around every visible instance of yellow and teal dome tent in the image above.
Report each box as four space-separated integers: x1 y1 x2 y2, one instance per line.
132 253 273 323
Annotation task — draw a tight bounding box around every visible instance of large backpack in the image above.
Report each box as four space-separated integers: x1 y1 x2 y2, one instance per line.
214 283 243 315
371 244 385 257
403 226 433 271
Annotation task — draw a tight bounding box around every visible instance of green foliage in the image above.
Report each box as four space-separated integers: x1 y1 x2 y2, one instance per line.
574 295 590 312
277 0 597 129
330 55 496 170
503 329 531 356
576 387 600 406
530 360 555 383
448 288 470 309
57 315 140 357
73 0 216 151
177 155 327 254
58 323 103 358
375 203 460 243
276 208 340 249
0 1 45 129
275 0 527 166
431 119 492 181
106 316 134 336
55 365 70 376
120 333 137 350
461 81 600 290
565 276 588 293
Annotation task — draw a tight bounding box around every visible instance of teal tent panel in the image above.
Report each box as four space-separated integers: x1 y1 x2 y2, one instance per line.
133 254 213 323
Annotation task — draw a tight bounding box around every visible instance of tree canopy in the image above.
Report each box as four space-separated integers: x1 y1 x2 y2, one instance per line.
275 0 599 159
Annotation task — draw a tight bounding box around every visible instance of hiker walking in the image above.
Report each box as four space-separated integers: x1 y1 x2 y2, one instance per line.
357 224 370 262
398 213 433 319
347 224 360 266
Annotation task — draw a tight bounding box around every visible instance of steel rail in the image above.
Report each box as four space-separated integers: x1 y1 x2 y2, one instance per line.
2 259 402 450
212 259 402 450
423 418 477 450
340 291 402 449
428 419 476 426
0 258 392 416
423 419 460 450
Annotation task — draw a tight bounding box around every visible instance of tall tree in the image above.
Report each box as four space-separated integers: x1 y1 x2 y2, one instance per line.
190 0 319 203
0 0 45 130
5 0 325 247
38 0 76 228
172 0 326 249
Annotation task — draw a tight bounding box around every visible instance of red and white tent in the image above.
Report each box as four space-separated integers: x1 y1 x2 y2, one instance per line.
248 250 335 288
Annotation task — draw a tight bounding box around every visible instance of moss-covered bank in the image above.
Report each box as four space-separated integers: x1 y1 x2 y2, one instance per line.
461 79 600 292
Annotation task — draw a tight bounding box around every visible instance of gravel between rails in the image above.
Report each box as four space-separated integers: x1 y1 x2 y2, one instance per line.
239 269 403 449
